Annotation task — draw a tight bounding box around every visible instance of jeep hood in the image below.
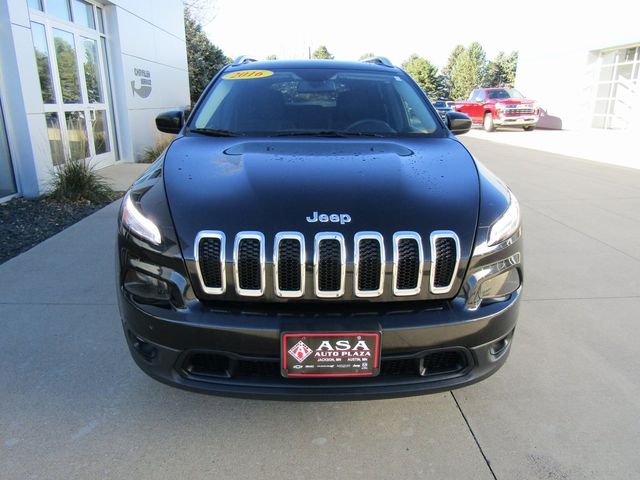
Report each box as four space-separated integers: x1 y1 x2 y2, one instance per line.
163 136 480 260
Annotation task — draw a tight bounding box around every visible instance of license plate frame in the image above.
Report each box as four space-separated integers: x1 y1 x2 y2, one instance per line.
281 332 381 378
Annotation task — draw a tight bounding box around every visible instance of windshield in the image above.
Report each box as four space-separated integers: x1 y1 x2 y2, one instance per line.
486 88 525 100
189 67 440 137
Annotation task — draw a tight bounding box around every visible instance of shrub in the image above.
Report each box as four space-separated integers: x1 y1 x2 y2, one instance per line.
49 158 114 203
140 135 174 163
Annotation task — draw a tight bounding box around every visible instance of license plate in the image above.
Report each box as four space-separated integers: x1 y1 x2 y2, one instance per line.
281 332 380 377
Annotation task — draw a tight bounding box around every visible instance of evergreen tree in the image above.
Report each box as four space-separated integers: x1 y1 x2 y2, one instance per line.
450 42 488 100
184 8 229 104
401 54 446 100
312 45 334 60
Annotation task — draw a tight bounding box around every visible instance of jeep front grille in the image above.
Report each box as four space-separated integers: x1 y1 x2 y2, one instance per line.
196 230 460 299
430 231 460 294
195 231 226 294
393 232 423 296
274 232 305 297
354 232 384 297
233 232 265 296
314 233 346 297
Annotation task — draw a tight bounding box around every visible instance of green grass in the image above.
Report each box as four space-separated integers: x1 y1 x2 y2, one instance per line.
140 136 174 163
48 159 115 203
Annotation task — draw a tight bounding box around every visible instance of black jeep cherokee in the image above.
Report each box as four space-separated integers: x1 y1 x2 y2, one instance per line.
117 57 523 400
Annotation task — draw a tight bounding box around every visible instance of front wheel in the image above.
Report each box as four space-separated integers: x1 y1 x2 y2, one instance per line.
523 125 535 131
483 113 496 132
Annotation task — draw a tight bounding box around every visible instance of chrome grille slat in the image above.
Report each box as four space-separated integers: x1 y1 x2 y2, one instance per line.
430 231 460 295
274 232 305 298
314 232 346 298
392 232 423 296
354 232 384 297
233 232 265 296
195 231 226 294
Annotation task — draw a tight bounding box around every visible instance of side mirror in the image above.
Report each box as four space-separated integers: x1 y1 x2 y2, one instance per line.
446 111 472 135
155 110 184 134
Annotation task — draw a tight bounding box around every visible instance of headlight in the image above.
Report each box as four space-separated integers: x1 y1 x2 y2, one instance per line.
495 102 505 111
121 192 162 245
488 191 520 247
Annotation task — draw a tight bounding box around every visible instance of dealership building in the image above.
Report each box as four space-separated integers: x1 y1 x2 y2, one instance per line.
517 36 640 132
0 0 190 199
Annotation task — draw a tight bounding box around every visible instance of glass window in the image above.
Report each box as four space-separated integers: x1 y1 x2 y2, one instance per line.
599 65 614 82
96 7 105 34
31 22 56 104
52 28 82 103
191 68 440 136
72 0 95 29
92 110 110 154
45 112 66 165
81 37 103 102
0 99 17 197
486 88 524 100
65 111 89 160
28 0 43 11
593 100 610 115
46 0 72 21
616 63 633 81
596 83 613 98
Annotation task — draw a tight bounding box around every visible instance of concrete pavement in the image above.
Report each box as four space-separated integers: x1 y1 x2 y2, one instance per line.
465 127 640 170
99 162 149 191
1 138 639 479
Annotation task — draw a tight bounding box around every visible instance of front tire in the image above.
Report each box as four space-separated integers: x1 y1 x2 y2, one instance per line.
483 113 496 132
523 125 535 131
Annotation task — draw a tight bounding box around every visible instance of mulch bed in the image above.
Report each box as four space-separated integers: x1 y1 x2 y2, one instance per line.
0 194 122 265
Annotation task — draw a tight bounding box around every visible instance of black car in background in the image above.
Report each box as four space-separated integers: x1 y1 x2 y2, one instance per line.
117 57 523 400
432 100 455 120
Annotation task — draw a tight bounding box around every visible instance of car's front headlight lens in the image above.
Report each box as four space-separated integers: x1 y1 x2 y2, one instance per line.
121 192 161 245
488 191 520 247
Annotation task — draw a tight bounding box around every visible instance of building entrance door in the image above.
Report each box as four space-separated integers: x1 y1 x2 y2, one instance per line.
29 1 115 168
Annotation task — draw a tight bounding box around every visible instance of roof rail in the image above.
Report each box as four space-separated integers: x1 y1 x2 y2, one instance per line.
360 56 394 67
232 55 258 66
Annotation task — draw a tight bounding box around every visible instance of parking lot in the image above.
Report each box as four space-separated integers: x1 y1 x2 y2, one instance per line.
1 136 639 479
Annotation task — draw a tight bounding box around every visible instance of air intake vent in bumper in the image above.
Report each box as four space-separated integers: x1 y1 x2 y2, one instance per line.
274 232 305 298
234 232 265 296
195 231 226 294
393 232 423 296
354 232 385 297
314 233 346 298
430 231 460 294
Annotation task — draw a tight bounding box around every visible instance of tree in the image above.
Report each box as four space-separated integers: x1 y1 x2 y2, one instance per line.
312 45 334 60
184 8 229 104
449 42 488 100
401 54 446 100
266 54 278 60
441 44 465 99
483 51 519 87
358 52 376 61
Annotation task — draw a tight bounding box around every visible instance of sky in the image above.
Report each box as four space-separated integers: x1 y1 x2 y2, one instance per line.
202 0 640 70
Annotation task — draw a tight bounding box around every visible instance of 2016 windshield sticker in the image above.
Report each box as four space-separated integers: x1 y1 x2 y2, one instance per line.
223 70 274 80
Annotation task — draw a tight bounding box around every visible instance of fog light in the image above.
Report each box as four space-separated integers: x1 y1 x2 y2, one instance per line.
124 269 171 303
128 331 157 361
479 268 520 301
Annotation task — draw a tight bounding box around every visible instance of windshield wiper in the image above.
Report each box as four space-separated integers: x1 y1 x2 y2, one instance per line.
190 128 241 137
271 131 385 138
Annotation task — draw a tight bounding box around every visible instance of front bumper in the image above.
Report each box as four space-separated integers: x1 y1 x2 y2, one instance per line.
493 115 538 126
118 287 521 400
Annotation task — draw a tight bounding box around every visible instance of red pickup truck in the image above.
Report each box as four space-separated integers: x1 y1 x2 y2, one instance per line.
454 88 539 132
